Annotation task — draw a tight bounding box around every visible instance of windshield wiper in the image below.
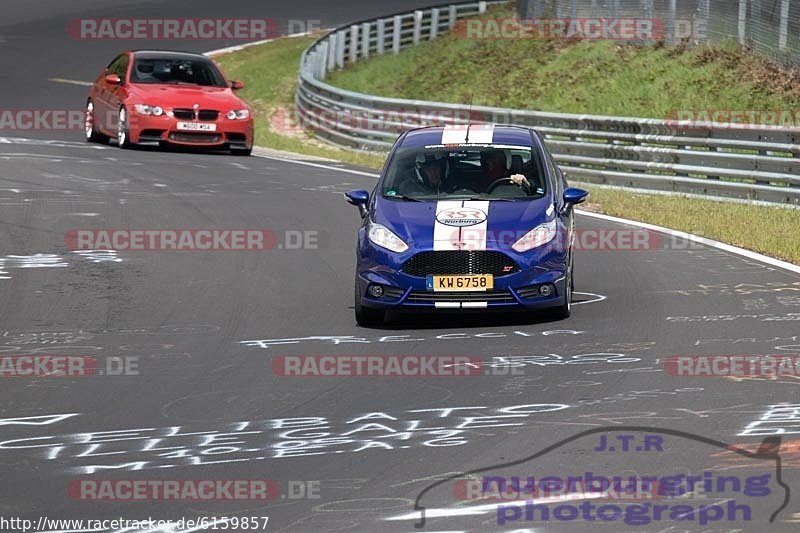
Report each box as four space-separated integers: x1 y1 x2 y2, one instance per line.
384 194 424 202
460 196 516 202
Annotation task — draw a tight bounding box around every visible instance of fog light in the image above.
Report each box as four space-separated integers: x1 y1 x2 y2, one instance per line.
539 284 555 297
368 284 384 298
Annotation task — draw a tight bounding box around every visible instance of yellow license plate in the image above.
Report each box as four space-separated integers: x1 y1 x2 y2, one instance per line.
428 275 493 292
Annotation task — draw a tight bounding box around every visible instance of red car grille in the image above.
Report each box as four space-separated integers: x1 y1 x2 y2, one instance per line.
168 133 222 144
173 109 195 120
172 109 219 121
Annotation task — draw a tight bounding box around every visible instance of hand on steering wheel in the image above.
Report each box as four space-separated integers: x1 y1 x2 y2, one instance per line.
486 174 531 194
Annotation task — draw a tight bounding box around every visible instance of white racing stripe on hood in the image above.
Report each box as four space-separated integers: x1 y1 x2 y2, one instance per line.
461 200 489 252
433 200 465 251
440 124 495 145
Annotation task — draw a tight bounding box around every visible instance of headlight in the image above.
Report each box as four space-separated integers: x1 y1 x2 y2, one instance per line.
226 109 250 120
368 222 408 253
512 220 557 252
133 104 163 116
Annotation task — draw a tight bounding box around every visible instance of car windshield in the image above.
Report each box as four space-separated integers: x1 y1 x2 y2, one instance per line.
381 145 546 200
131 57 227 87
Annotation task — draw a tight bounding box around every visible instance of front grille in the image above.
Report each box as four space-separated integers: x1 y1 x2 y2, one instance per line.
168 133 222 144
198 110 219 121
406 290 516 304
173 109 195 120
402 251 519 277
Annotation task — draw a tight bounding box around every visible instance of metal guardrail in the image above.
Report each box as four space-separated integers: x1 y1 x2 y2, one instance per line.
296 1 800 204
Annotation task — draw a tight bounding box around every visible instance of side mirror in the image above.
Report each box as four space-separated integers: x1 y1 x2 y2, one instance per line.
104 73 122 85
345 190 369 217
564 187 588 206
231 80 244 90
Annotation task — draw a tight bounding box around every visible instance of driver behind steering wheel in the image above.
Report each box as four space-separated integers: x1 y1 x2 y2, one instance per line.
478 149 530 193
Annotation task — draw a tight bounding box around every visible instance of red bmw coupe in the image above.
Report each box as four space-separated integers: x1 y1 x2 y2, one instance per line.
85 50 254 155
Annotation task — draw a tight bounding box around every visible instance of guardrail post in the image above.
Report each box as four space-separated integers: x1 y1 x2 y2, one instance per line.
750 0 762 51
610 0 619 19
392 15 402 54
590 0 599 19
779 0 790 51
326 33 337 71
449 5 458 30
361 22 371 59
738 0 748 44
430 8 440 39
696 0 710 43
642 0 654 19
377 19 386 55
349 25 359 64
516 0 527 19
412 10 423 44
478 1 487 14
567 0 577 18
667 0 677 45
317 43 328 79
335 29 345 69
532 0 542 18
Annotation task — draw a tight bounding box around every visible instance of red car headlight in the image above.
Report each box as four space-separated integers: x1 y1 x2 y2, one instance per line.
133 104 164 116
226 109 250 120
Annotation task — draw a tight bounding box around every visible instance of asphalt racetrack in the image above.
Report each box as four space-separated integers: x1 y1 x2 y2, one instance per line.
0 1 799 531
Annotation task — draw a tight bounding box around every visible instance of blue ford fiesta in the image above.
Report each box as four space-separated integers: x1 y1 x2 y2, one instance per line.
345 124 588 326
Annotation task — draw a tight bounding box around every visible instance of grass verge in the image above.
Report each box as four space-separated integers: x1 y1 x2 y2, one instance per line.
326 3 800 117
215 30 799 265
214 34 385 169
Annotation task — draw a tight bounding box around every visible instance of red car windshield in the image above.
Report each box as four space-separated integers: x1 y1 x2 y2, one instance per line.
131 58 227 87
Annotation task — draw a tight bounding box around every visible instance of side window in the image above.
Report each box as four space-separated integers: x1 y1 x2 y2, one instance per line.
114 55 130 79
546 152 562 199
106 55 123 74
106 54 129 79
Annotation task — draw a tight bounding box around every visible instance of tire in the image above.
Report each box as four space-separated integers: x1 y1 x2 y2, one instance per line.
85 100 109 144
230 147 252 156
117 106 132 149
354 277 385 327
551 257 573 320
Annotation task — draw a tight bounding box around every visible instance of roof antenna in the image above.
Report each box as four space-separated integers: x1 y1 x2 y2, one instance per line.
464 92 474 143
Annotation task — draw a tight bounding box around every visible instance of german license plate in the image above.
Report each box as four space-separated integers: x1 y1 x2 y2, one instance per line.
177 122 216 131
426 274 493 292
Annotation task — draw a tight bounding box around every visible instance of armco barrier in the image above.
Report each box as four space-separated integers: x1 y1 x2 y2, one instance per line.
295 1 800 204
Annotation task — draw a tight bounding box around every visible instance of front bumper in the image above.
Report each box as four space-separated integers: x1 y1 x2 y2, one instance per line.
128 113 253 149
355 238 569 312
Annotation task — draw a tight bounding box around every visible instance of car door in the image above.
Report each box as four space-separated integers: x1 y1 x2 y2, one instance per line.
95 54 129 133
545 149 573 252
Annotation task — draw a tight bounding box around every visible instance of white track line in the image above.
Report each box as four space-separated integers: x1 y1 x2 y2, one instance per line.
48 77 93 87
